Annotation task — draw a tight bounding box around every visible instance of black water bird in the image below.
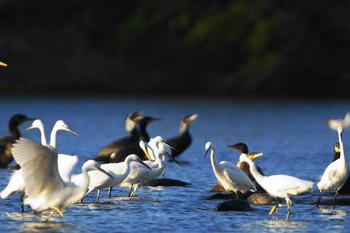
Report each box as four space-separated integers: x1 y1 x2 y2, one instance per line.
166 114 198 158
0 114 34 167
97 114 160 163
96 112 143 163
227 142 265 190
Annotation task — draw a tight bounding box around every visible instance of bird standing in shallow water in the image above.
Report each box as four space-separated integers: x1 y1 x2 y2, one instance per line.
11 137 112 221
73 153 151 202
204 142 257 199
96 112 143 163
97 114 159 163
0 114 34 167
120 136 176 197
331 142 350 194
239 153 313 220
317 127 349 208
166 114 198 158
1 119 79 212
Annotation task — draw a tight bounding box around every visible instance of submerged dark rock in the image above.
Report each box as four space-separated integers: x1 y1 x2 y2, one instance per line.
247 192 276 205
217 199 252 211
142 178 191 187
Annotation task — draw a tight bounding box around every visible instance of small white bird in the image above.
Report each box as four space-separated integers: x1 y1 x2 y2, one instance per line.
204 142 257 198
72 153 151 202
1 120 78 211
11 137 112 221
326 112 350 131
239 153 313 220
317 126 349 208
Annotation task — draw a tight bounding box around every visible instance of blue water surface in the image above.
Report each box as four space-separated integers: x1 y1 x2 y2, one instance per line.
0 95 349 233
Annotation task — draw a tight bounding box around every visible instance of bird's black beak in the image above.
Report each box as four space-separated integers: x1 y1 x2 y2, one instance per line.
95 166 114 178
204 148 210 159
138 159 152 170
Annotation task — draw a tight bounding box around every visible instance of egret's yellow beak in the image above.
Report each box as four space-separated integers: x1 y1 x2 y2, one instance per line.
248 152 263 161
0 61 7 67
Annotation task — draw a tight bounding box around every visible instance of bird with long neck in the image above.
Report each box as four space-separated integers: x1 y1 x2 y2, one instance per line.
11 137 112 221
1 119 79 212
317 127 349 208
166 114 198 158
204 142 257 199
73 153 151 202
96 112 143 163
239 153 313 220
0 114 34 167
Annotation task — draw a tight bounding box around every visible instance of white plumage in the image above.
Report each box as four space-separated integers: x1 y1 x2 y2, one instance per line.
317 126 349 208
204 142 257 198
239 152 313 220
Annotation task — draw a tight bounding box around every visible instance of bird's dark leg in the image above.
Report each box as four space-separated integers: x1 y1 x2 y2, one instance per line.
20 193 24 213
332 189 339 209
128 184 134 197
235 191 240 199
108 187 113 198
316 191 325 207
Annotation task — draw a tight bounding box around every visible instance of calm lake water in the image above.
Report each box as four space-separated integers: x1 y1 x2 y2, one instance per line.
0 95 350 233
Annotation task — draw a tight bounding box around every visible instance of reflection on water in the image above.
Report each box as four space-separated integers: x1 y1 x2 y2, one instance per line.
18 222 84 233
319 208 347 220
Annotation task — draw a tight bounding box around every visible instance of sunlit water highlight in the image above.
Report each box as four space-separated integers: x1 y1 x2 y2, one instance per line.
0 96 350 232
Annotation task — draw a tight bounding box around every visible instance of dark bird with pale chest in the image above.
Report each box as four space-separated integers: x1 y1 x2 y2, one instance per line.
167 114 198 158
0 114 34 167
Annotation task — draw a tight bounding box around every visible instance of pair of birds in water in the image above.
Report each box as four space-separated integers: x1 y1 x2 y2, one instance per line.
205 127 349 220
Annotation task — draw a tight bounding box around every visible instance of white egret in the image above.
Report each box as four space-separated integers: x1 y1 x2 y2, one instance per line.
11 137 112 221
120 136 176 197
239 153 313 220
317 126 349 208
1 119 78 212
204 142 257 199
326 112 350 131
0 114 34 167
72 154 151 202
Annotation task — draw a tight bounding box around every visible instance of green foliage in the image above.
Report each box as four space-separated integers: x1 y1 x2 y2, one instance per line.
1 0 350 97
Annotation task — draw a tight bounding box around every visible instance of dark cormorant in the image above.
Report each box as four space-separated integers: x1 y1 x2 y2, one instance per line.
166 114 198 158
0 114 34 167
97 114 160 163
96 112 143 163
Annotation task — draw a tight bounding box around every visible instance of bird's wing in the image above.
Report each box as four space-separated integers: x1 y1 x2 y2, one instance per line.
57 154 79 182
11 137 64 198
267 175 313 195
222 165 256 190
220 161 238 170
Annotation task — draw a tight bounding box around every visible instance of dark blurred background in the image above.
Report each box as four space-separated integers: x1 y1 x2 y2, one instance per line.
0 0 350 98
